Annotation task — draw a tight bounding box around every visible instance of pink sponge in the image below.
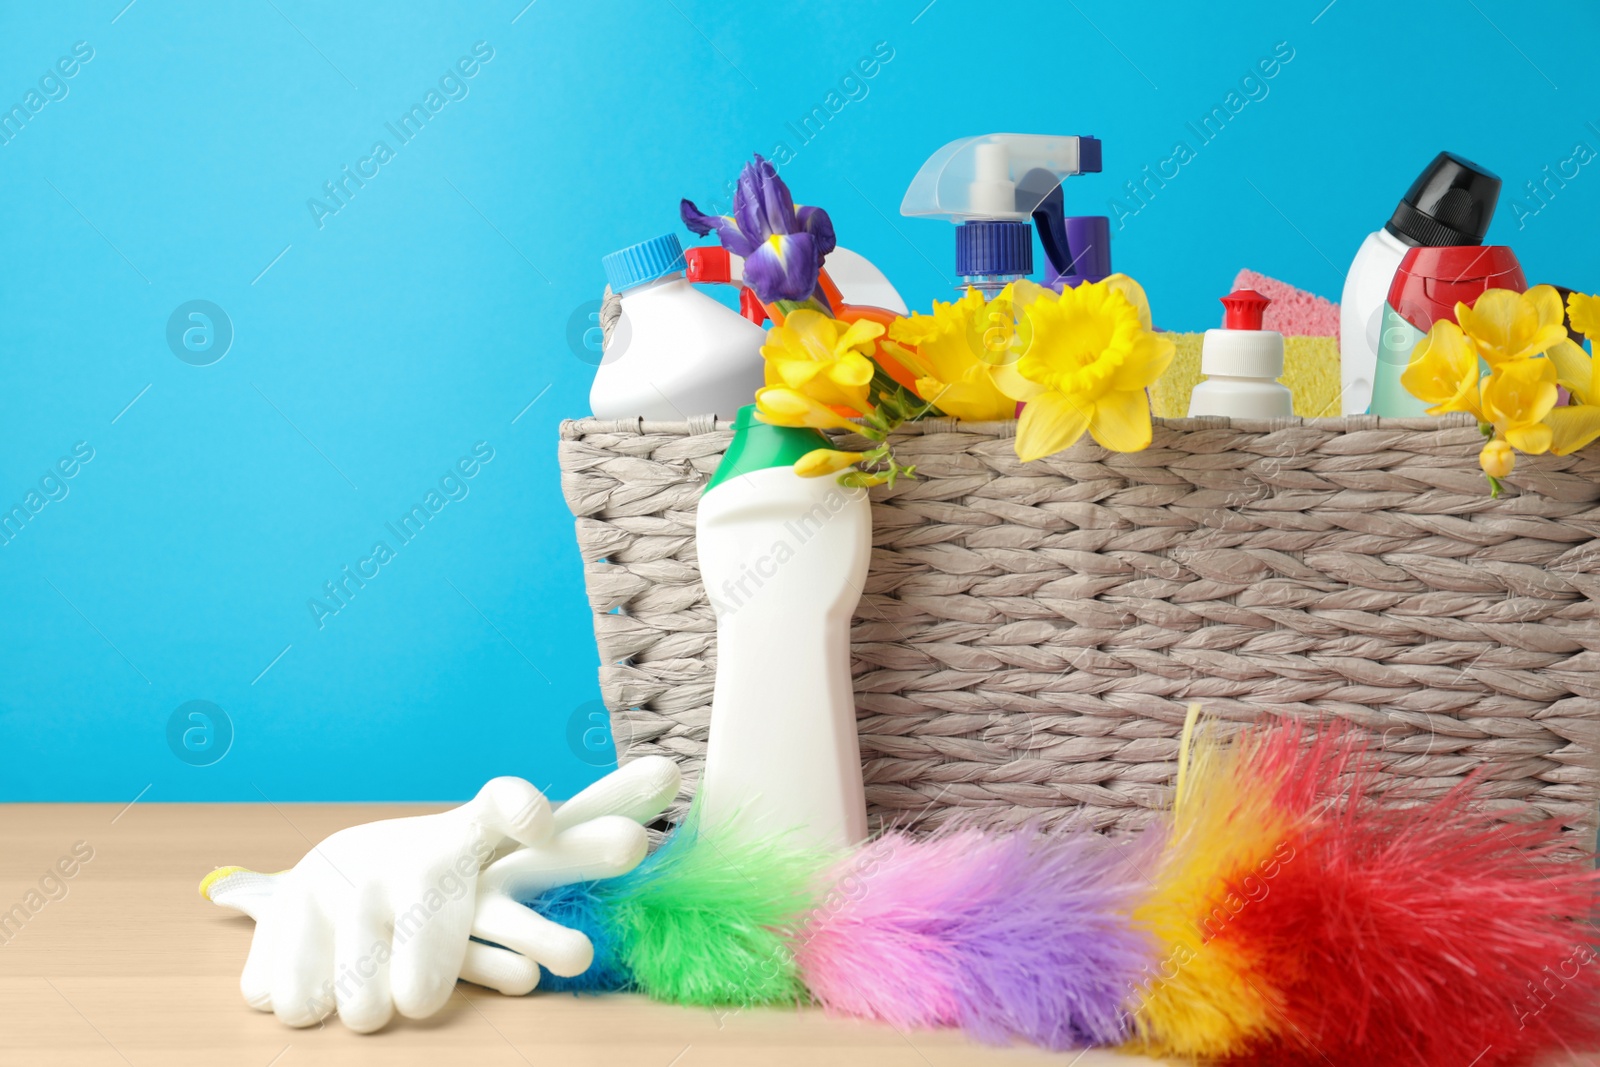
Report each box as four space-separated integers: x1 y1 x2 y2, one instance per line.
1231 270 1340 337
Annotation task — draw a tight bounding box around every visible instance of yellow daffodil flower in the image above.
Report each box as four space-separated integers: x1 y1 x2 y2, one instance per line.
1453 285 1569 366
759 309 882 417
1568 290 1600 342
996 274 1175 460
1399 319 1483 418
753 386 860 430
793 448 867 478
883 284 1044 422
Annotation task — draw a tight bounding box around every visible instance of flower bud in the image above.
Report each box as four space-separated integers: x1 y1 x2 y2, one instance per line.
1480 437 1515 479
794 448 866 478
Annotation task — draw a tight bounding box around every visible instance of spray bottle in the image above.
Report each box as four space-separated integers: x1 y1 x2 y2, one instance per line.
901 134 1103 294
1340 152 1501 414
1368 245 1525 417
695 406 870 850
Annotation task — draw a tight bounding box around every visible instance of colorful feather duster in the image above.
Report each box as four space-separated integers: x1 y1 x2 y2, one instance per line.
793 824 1153 1049
524 708 1598 1064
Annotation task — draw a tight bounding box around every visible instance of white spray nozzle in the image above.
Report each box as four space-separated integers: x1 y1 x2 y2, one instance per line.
901 133 1102 222
969 142 1015 216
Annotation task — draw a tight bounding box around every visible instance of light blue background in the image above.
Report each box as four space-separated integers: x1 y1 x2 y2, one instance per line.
2 0 1596 801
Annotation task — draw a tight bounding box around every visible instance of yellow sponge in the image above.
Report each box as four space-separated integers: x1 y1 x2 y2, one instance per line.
1151 333 1341 418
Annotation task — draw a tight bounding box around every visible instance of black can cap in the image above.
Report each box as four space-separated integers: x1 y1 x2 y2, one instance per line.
1384 151 1502 248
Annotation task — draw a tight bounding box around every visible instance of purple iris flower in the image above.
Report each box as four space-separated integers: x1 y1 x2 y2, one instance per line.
680 155 836 304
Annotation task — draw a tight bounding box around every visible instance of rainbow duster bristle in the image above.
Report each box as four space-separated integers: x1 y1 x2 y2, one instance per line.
1129 706 1600 1066
1124 709 1349 1058
525 881 627 993
1216 742 1600 1066
795 824 1151 1049
523 805 827 1006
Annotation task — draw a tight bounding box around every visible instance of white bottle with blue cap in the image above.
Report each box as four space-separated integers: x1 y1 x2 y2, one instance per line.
590 233 767 421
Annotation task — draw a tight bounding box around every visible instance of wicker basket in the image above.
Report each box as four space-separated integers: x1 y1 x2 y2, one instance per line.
559 412 1600 856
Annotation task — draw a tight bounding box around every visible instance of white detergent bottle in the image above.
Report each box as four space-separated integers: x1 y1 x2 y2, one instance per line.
696 405 870 850
590 233 766 421
1189 289 1294 418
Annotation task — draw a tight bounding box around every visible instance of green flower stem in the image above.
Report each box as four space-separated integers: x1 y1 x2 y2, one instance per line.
836 381 940 488
773 297 832 319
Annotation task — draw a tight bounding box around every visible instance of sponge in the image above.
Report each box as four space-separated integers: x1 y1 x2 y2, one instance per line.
1230 270 1340 337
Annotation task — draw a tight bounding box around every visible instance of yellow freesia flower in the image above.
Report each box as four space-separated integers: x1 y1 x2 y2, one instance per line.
1482 357 1557 449
793 448 866 478
996 274 1175 460
1454 285 1569 366
884 283 1044 422
1399 319 1484 418
1544 334 1600 456
1545 336 1596 403
1567 290 1600 341
754 386 859 430
1477 358 1558 477
760 309 881 417
1545 404 1600 457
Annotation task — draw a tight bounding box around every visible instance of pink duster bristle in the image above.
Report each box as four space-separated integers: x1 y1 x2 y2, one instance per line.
795 833 970 1029
795 826 1152 1049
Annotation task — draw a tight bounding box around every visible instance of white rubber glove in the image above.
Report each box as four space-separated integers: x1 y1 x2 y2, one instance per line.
464 755 683 996
203 758 679 1031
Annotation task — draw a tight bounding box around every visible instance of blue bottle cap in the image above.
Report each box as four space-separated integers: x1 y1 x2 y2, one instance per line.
603 233 687 293
954 220 1032 279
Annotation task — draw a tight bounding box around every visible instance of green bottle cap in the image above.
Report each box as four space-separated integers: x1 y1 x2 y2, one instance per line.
704 405 828 494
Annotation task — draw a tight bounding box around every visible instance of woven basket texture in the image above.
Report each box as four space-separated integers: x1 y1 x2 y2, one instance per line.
558 413 1600 855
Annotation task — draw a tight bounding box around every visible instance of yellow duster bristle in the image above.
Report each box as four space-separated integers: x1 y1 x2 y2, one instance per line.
1122 706 1300 1059
1150 334 1342 418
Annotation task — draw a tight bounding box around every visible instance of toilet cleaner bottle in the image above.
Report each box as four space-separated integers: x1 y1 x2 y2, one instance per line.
695 406 870 850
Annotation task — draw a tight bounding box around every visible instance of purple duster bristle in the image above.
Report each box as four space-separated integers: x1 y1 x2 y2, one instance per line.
795 826 1152 1050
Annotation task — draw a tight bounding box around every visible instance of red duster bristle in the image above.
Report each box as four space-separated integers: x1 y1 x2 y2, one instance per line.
1217 728 1600 1067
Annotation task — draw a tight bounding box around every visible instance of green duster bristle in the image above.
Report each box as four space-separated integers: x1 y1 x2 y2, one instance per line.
601 806 827 1006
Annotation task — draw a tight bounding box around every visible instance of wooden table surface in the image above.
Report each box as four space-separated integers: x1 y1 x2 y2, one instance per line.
0 802 1177 1067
